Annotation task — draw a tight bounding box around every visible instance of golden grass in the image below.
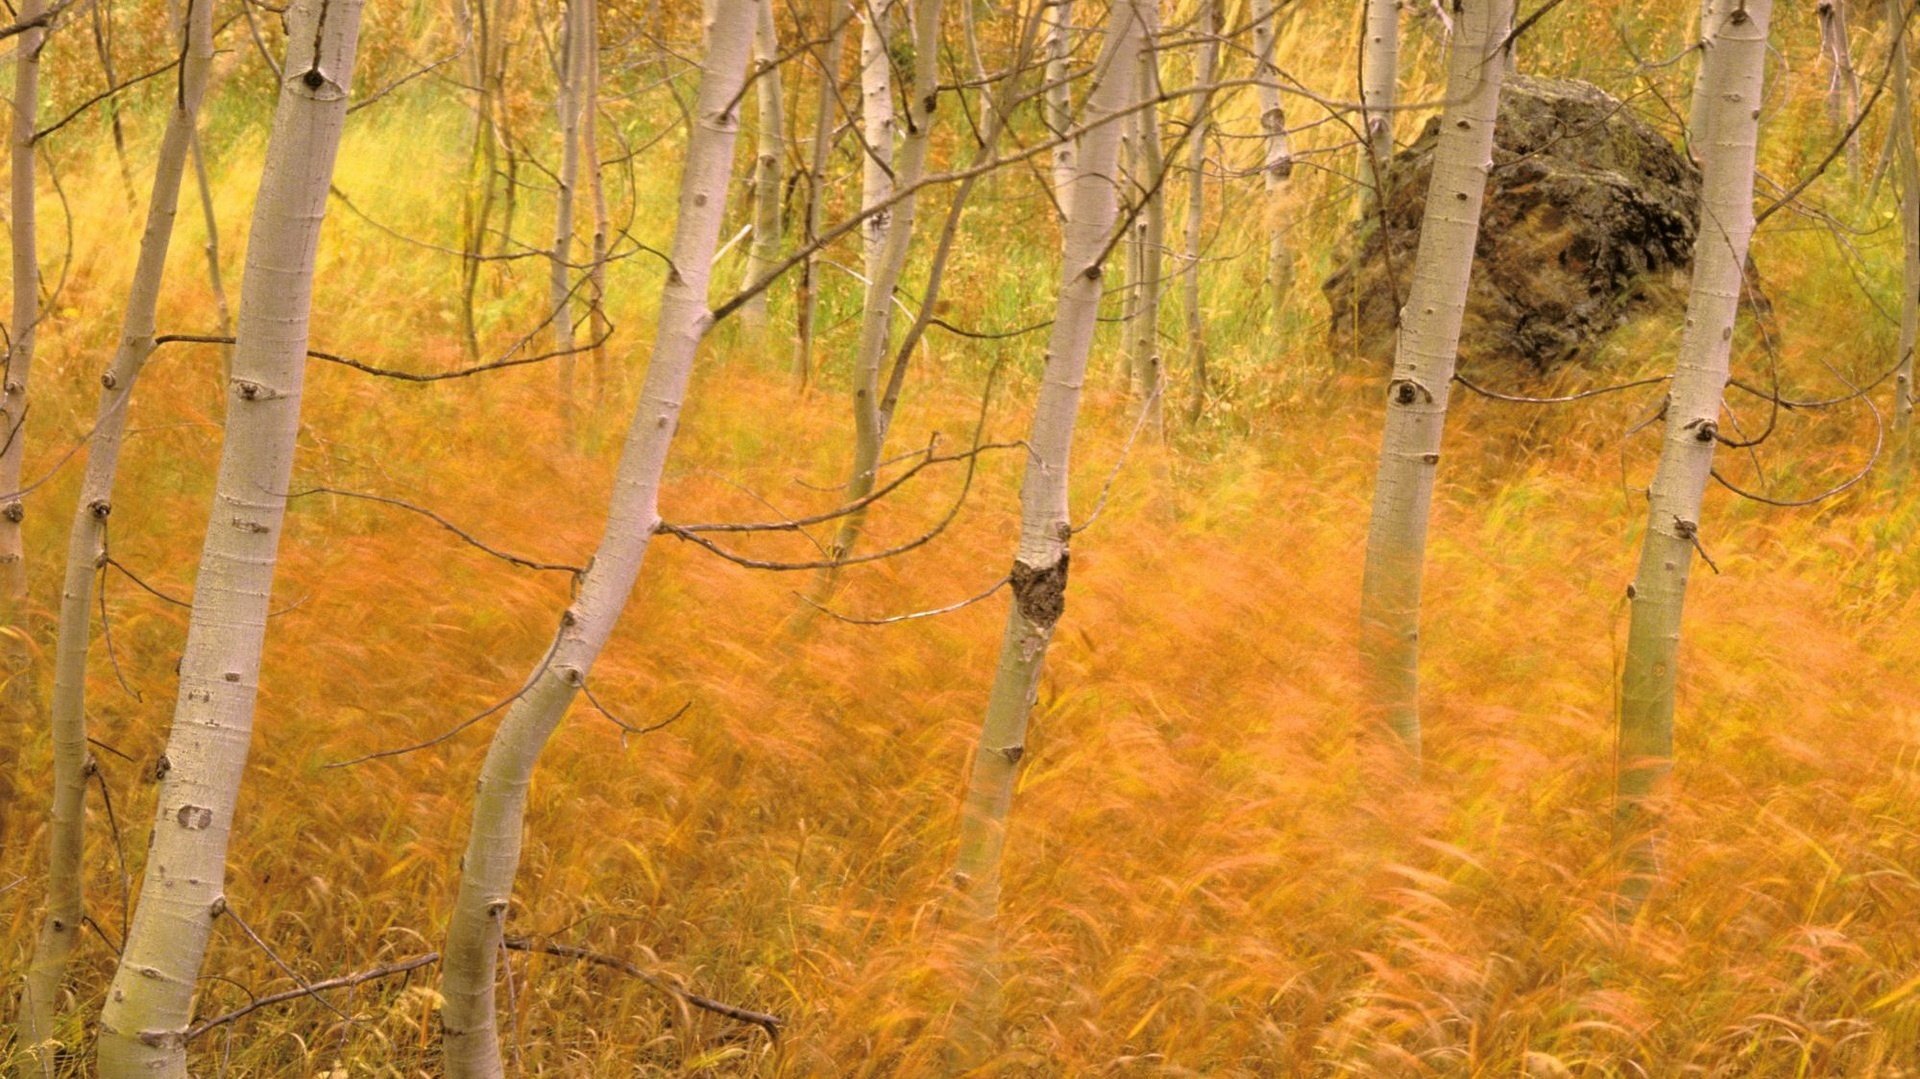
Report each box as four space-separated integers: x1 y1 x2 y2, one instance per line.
8 6 1920 1075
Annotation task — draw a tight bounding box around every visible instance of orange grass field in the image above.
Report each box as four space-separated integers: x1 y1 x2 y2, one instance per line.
12 4 1920 1075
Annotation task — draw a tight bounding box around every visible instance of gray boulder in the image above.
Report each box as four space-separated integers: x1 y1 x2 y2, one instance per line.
1324 75 1703 375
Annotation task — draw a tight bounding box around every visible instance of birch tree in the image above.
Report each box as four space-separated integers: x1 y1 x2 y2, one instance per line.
859 0 898 271
438 2 757 1071
17 2 216 1060
1357 0 1515 761
93 3 367 1070
1358 0 1400 206
1252 0 1294 313
1 0 45 608
740 0 786 331
819 0 946 571
1126 3 1166 421
1892 0 1918 466
1043 0 1077 214
795 0 849 389
1182 0 1220 421
1817 0 1860 178
1616 0 1772 908
1687 0 1724 164
551 0 590 416
946 0 1140 1056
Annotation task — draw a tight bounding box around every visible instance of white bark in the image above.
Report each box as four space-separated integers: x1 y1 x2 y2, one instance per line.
821 0 946 568
191 132 233 338
796 0 849 388
1183 0 1219 421
740 0 786 330
94 3 365 1073
1357 0 1514 762
17 4 216 1061
1818 0 1860 178
1358 0 1400 207
1 0 44 603
1616 0 1772 905
1043 0 1076 216
1893 0 1918 463
582 0 610 397
946 0 1141 1057
1127 3 1164 421
858 0 897 271
437 3 756 1073
1252 0 1293 311
551 0 589 415
1687 0 1722 165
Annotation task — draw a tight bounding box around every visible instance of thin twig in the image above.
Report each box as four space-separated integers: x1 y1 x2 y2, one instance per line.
502 937 783 1041
289 486 584 574
185 953 440 1041
794 575 1010 625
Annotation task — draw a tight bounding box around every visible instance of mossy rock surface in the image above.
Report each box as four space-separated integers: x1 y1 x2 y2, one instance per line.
1324 75 1701 376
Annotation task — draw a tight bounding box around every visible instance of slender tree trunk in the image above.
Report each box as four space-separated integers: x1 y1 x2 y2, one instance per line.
582 0 611 399
551 0 588 421
959 0 993 129
1252 0 1293 314
94 3 366 1073
1127 3 1164 424
945 0 1140 1059
1893 0 1918 468
859 0 897 272
740 0 786 331
1182 0 1218 423
1616 0 1772 910
17 6 216 1063
438 4 755 1073
1818 0 1861 181
93 0 138 206
815 0 946 577
1043 0 1076 217
1357 0 1400 207
459 0 500 363
2 0 44 609
190 131 233 338
1357 0 1514 763
796 0 849 390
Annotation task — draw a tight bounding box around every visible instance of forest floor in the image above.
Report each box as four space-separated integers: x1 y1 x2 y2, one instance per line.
9 74 1920 1076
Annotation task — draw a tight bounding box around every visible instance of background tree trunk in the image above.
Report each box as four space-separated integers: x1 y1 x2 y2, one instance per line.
1893 0 1919 469
1615 0 1773 911
1043 0 1076 216
1183 0 1219 423
17 3 217 1062
2 0 45 626
94 3 366 1072
1252 0 1293 314
740 0 785 332
437 3 755 1073
1357 0 1515 763
795 0 849 390
550 0 589 421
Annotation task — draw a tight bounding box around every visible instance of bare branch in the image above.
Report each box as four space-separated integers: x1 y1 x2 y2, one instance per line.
501 937 782 1041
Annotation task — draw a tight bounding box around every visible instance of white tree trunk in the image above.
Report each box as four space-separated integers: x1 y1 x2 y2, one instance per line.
1818 0 1860 179
1616 0 1772 907
1358 0 1400 207
820 0 946 570
858 0 897 271
1 0 44 607
437 3 756 1073
1686 0 1722 165
1182 0 1218 422
1252 0 1293 313
582 0 611 398
94 3 365 1073
796 0 849 389
191 132 233 338
1127 3 1165 423
551 0 589 417
946 0 1141 1057
740 0 786 330
1357 0 1514 762
1043 0 1076 217
17 3 216 1061
1892 0 1918 464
